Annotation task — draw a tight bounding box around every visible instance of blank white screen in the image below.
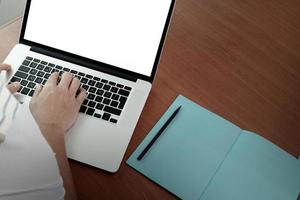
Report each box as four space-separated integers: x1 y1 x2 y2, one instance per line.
24 0 172 76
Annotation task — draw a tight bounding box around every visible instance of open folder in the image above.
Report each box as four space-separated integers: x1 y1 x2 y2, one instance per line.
127 95 300 200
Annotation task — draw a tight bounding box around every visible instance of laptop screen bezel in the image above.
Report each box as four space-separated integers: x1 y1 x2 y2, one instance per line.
19 0 176 83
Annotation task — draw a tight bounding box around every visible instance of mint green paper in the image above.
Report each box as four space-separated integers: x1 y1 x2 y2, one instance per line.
127 95 242 199
200 131 300 200
127 95 300 200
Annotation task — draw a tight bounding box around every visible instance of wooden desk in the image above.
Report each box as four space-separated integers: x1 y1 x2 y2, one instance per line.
1 1 299 199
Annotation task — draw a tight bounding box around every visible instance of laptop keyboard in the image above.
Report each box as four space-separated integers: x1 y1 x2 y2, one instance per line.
9 56 133 124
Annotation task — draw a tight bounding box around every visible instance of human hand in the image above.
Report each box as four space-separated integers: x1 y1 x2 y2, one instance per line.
0 63 21 93
29 72 87 135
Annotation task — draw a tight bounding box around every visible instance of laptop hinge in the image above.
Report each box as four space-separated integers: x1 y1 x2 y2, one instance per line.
30 46 138 82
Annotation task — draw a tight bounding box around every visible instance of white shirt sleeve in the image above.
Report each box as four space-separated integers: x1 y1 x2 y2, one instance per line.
0 83 65 200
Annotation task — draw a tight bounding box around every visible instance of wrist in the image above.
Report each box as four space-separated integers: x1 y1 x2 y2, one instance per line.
40 124 65 136
40 125 66 154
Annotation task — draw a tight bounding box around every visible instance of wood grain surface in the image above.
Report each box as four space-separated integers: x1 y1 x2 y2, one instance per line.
0 0 299 199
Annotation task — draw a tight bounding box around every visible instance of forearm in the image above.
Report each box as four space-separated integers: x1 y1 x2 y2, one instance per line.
42 127 77 200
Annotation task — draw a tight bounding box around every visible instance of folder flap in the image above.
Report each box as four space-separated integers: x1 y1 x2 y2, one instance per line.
200 131 300 200
127 95 242 199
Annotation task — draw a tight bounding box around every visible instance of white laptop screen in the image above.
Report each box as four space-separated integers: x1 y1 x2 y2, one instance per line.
24 0 173 77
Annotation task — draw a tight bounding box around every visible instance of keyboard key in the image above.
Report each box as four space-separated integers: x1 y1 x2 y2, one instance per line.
56 65 63 70
103 85 111 91
29 69 38 75
26 56 33 61
79 106 87 113
63 68 70 72
110 100 118 107
42 80 47 85
110 118 118 123
104 106 121 116
21 87 30 95
118 89 130 97
81 78 88 84
119 96 127 103
102 113 111 121
22 60 30 66
94 113 101 118
96 82 103 88
88 80 96 86
118 96 127 109
35 77 43 84
88 101 96 108
11 77 21 83
101 79 108 83
29 90 34 97
103 98 111 105
44 66 51 72
109 81 116 86
70 70 78 74
93 77 100 81
37 71 45 77
41 61 48 65
82 85 89 91
51 68 59 73
104 91 112 98
37 64 45 70
87 94 95 100
116 84 124 88
85 74 93 79
15 71 28 79
33 59 40 63
78 72 85 76
28 82 36 88
112 94 119 101
96 89 104 96
88 87 96 94
28 75 35 81
95 96 103 103
48 63 55 67
20 80 28 86
19 65 30 73
110 87 118 93
30 62 38 68
96 103 104 110
86 108 95 116
44 73 51 79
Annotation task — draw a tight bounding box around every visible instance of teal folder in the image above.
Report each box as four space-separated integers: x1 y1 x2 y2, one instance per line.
127 95 300 200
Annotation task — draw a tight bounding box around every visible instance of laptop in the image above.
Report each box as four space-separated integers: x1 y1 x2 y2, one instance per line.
3 0 176 172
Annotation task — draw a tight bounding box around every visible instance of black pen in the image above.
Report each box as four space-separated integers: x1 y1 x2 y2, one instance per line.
137 105 182 161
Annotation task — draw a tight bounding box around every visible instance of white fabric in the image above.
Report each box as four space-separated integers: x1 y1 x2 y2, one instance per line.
0 82 65 200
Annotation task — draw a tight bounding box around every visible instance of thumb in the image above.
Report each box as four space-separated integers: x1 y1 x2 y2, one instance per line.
7 82 21 94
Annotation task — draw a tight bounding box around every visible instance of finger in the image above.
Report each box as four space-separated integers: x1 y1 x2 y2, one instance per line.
69 77 81 96
46 72 59 86
76 88 87 105
32 84 43 98
0 63 11 71
7 82 21 94
58 72 73 89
